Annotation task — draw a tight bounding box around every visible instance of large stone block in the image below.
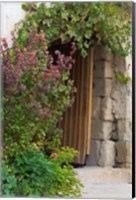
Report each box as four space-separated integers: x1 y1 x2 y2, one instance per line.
93 79 104 96
98 140 116 167
86 140 101 166
93 79 112 97
117 120 132 141
117 163 132 169
101 97 114 121
116 141 132 164
91 119 114 140
94 45 113 62
91 119 102 139
113 54 126 73
94 61 114 78
112 97 132 120
111 84 132 120
92 97 101 119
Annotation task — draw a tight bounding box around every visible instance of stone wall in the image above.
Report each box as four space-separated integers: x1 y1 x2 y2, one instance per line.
86 46 132 168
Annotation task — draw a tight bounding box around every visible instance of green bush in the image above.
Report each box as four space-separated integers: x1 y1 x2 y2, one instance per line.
2 164 17 196
2 29 82 197
2 30 76 160
2 148 83 197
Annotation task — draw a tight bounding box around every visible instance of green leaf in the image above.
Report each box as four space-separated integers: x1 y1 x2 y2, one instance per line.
81 48 87 57
84 32 92 39
9 49 14 57
116 72 131 83
83 42 89 48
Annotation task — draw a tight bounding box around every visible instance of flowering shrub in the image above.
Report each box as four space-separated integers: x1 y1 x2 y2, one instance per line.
2 29 83 197
2 29 77 160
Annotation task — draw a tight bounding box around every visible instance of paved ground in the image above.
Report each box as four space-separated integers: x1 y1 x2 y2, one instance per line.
74 166 132 199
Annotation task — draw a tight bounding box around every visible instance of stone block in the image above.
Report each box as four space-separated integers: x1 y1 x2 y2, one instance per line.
91 119 114 140
94 45 113 62
116 141 132 164
114 54 126 73
105 79 113 96
94 61 113 78
101 97 113 121
91 119 102 139
86 140 101 166
92 97 101 119
117 163 132 169
112 100 131 120
98 140 116 167
93 79 112 97
93 79 104 97
124 163 132 169
111 85 132 120
117 120 132 141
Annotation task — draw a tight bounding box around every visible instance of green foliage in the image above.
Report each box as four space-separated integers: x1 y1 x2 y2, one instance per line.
15 2 131 57
2 164 17 196
3 30 76 160
2 29 82 197
2 148 83 197
116 72 131 83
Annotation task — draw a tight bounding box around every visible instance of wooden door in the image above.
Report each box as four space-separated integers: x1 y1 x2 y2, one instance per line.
60 47 94 164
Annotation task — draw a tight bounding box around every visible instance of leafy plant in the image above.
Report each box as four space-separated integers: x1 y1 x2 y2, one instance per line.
2 30 77 160
116 72 131 83
2 29 83 197
2 148 83 197
2 27 83 197
2 164 17 196
15 2 131 57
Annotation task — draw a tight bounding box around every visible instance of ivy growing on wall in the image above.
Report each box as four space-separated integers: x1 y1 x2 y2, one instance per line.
116 72 131 83
15 2 131 57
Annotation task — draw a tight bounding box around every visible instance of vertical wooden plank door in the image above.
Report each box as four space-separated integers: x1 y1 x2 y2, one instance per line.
60 47 94 165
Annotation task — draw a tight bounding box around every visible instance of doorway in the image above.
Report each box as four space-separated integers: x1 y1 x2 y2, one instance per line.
60 47 94 164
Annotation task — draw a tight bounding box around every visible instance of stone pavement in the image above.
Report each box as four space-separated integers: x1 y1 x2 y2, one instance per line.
74 166 132 199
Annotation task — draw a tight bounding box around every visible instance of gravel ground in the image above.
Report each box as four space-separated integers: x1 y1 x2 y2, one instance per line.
74 166 132 199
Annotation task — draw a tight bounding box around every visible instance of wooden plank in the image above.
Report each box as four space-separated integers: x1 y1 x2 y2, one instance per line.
73 52 81 163
68 57 75 147
78 55 84 163
70 54 76 148
78 55 88 163
86 47 94 155
82 54 89 161
85 50 90 153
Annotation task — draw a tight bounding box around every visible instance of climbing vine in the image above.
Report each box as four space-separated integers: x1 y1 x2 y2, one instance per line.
15 2 131 57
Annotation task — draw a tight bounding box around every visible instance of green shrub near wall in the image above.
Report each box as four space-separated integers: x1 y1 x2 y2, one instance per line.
2 29 82 197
